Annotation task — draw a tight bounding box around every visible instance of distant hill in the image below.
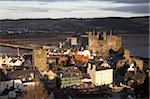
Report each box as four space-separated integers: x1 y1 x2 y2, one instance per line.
0 16 149 39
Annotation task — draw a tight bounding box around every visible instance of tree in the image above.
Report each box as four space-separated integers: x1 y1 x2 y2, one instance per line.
23 82 48 99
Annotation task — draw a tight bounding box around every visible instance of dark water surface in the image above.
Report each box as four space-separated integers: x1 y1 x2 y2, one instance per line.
118 33 149 58
0 34 149 58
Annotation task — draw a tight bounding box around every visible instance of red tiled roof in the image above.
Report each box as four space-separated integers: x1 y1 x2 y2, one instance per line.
74 54 89 63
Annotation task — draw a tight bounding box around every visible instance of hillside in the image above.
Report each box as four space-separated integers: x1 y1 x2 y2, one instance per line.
0 16 149 39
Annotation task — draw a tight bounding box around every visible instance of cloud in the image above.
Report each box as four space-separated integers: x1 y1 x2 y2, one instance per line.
95 0 149 4
0 0 149 19
102 3 149 14
0 0 149 3
0 0 113 13
6 6 49 12
2 6 75 13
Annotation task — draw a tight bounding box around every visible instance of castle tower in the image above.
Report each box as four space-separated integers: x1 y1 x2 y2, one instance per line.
88 32 100 51
124 49 130 60
103 32 107 41
93 29 96 35
109 29 112 36
97 32 100 38
33 47 48 71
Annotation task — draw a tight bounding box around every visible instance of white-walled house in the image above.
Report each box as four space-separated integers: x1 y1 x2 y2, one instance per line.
0 79 23 93
77 50 91 58
87 63 113 86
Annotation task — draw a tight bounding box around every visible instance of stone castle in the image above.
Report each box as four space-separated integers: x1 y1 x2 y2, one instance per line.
83 31 122 57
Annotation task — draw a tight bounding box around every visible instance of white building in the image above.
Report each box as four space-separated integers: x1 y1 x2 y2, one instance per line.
87 63 113 86
69 37 78 45
0 79 23 93
77 50 91 59
127 63 134 72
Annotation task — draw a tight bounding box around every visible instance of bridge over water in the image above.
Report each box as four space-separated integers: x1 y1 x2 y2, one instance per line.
0 42 37 50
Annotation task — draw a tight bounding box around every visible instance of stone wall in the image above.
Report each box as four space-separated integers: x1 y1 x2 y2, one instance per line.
86 32 122 57
32 47 48 71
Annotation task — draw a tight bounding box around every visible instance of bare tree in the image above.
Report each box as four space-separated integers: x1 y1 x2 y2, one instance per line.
23 82 48 99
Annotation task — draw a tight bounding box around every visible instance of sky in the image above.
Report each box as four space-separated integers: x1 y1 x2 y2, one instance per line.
0 0 149 19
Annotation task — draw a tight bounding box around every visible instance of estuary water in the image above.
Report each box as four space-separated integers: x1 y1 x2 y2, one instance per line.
0 33 149 58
